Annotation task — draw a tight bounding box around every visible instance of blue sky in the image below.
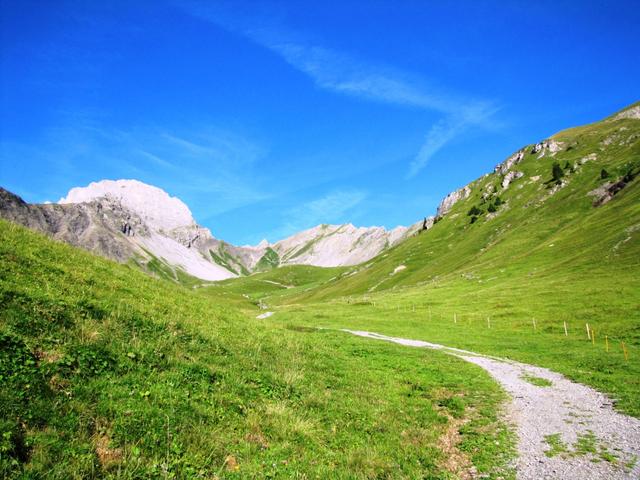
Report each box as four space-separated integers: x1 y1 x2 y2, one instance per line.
1 1 638 245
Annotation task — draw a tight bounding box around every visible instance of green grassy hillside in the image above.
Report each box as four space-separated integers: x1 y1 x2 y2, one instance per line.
0 220 514 479
207 265 349 308
3 103 639 478
221 104 640 416
286 104 640 301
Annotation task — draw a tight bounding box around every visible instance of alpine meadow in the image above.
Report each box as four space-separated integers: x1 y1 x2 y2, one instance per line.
1 2 639 479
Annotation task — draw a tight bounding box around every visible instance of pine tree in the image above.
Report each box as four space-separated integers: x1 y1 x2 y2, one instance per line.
552 162 564 184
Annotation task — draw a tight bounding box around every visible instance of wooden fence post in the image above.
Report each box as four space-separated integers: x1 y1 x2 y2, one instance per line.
586 323 591 340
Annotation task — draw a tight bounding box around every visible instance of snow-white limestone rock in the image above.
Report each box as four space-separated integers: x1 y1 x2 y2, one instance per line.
58 179 235 281
137 232 233 281
436 186 471 218
531 139 564 158
60 179 195 232
494 150 525 175
391 265 406 275
502 171 524 190
611 105 640 121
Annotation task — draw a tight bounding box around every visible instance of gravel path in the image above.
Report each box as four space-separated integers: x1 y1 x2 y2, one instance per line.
344 329 640 480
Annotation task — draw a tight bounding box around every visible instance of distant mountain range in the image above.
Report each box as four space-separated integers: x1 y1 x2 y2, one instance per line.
0 179 422 281
1 101 638 282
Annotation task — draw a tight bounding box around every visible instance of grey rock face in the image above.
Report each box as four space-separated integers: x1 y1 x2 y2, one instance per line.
436 186 471 219
0 188 144 262
532 139 564 157
502 171 524 190
611 105 640 121
0 185 420 279
495 150 525 175
588 178 632 207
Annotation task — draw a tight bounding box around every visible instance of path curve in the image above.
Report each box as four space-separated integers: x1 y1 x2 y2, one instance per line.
344 329 640 480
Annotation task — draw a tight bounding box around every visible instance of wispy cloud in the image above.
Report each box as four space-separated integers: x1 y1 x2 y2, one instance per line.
265 42 498 177
181 2 499 177
407 106 496 177
0 119 270 219
263 42 454 112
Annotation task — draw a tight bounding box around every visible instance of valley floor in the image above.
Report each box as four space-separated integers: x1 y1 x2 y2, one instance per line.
344 330 640 480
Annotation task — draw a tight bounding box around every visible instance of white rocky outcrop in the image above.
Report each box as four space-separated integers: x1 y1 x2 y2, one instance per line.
611 105 640 121
58 180 235 281
60 179 195 231
494 150 525 175
531 139 564 158
391 265 406 275
502 171 524 190
436 186 471 218
137 231 233 281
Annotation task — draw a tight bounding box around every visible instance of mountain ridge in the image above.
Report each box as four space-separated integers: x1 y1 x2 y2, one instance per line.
0 181 422 281
1 101 638 282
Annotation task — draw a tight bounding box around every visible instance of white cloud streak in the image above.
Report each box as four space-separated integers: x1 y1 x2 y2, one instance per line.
407 105 499 177
0 121 270 217
263 41 498 177
181 3 499 176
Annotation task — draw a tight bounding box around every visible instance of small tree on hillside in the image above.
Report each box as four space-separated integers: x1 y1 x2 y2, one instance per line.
467 205 482 216
600 168 610 179
551 162 564 184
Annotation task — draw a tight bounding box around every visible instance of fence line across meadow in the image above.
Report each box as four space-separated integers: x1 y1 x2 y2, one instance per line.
339 296 635 362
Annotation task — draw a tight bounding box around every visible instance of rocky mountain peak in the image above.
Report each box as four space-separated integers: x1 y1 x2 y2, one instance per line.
59 179 196 232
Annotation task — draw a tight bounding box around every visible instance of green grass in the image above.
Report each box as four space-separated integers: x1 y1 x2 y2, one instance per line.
207 265 349 308
544 431 620 465
520 374 552 387
254 247 280 272
544 434 569 457
230 108 640 417
3 102 640 478
0 219 515 479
